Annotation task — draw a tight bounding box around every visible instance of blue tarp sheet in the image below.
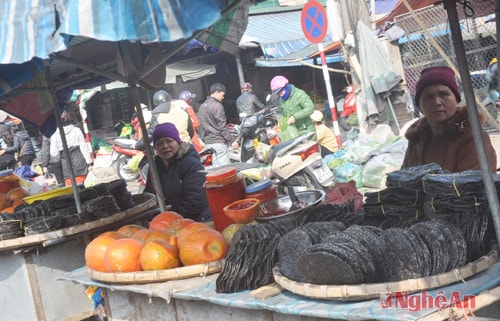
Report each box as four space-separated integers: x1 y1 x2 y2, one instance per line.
60 262 500 321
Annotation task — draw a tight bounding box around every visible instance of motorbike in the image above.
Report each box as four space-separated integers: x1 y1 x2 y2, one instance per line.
106 136 141 182
199 147 215 168
336 85 358 131
268 131 335 194
229 105 280 163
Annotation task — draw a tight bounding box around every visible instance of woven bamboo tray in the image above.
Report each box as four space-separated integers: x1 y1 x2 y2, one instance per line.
0 193 157 252
273 246 498 301
85 260 224 284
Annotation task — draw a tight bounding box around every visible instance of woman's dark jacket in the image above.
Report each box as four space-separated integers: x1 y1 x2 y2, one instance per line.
4 130 36 157
143 142 211 222
402 106 497 173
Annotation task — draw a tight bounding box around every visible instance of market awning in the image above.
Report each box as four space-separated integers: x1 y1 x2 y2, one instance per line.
241 10 326 59
0 0 251 137
165 62 216 83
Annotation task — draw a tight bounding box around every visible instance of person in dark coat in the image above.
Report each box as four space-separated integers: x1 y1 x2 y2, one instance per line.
0 124 17 170
0 124 36 167
236 82 265 116
41 135 64 186
402 66 497 172
143 122 211 222
198 83 238 166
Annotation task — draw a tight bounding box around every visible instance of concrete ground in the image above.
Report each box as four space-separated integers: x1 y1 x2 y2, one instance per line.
92 161 141 194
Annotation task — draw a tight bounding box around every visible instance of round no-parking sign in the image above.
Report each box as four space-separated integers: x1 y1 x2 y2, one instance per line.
301 0 328 44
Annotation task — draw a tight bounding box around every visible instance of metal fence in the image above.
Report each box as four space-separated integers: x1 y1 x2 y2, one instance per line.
395 2 497 126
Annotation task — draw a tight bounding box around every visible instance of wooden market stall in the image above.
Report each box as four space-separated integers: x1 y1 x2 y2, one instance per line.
0 193 158 321
62 255 500 321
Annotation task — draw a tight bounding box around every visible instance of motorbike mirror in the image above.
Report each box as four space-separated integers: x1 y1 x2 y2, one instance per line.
266 94 271 102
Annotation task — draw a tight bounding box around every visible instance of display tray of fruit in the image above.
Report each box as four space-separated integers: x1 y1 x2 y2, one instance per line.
85 260 224 284
84 211 228 284
0 191 157 251
273 244 498 301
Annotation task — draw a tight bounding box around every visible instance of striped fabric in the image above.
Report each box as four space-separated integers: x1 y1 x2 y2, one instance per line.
0 0 225 64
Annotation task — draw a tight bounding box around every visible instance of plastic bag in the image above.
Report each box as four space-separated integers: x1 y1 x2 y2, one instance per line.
255 142 271 162
278 116 299 142
43 173 58 186
128 152 144 171
84 170 98 188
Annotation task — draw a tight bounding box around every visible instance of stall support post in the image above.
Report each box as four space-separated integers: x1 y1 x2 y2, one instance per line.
118 41 167 212
443 0 500 249
45 67 83 213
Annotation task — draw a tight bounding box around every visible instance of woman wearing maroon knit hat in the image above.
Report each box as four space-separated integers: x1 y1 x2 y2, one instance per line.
143 122 211 222
402 66 497 173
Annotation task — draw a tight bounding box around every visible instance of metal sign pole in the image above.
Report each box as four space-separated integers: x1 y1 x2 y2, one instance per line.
318 43 342 148
302 0 341 147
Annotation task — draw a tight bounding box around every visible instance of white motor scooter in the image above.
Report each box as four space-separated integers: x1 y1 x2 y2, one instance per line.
269 131 335 194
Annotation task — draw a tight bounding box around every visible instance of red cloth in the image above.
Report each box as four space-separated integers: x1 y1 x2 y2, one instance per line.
323 181 364 212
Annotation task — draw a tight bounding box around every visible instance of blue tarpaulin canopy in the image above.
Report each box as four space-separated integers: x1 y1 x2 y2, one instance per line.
0 0 249 136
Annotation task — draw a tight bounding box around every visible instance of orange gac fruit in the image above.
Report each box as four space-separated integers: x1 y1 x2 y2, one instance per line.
7 187 28 201
177 222 212 246
1 206 15 214
116 224 146 237
100 231 125 239
103 238 145 272
0 193 11 211
165 218 194 236
132 229 154 241
149 211 183 230
140 240 180 271
11 198 26 209
145 230 178 249
178 229 228 266
85 233 123 272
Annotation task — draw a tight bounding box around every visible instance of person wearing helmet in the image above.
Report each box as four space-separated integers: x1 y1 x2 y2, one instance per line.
148 90 194 145
178 91 203 152
236 82 265 117
198 83 238 166
270 75 315 136
310 110 338 157
131 103 152 141
402 66 496 173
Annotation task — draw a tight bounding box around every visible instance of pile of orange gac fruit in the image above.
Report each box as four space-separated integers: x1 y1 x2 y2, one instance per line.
0 187 28 214
85 211 228 273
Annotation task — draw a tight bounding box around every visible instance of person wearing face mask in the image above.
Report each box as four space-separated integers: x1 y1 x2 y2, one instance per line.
402 66 497 173
269 75 315 136
143 123 211 222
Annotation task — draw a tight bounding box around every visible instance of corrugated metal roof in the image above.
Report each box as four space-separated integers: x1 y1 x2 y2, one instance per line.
243 10 333 59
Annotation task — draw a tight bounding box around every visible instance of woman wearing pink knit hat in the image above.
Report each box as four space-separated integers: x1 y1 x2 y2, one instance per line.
402 66 497 172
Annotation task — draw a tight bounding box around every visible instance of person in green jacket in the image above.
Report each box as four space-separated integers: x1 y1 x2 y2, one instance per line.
270 75 315 135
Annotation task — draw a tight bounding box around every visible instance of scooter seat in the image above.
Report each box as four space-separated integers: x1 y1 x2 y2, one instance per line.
268 132 316 162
